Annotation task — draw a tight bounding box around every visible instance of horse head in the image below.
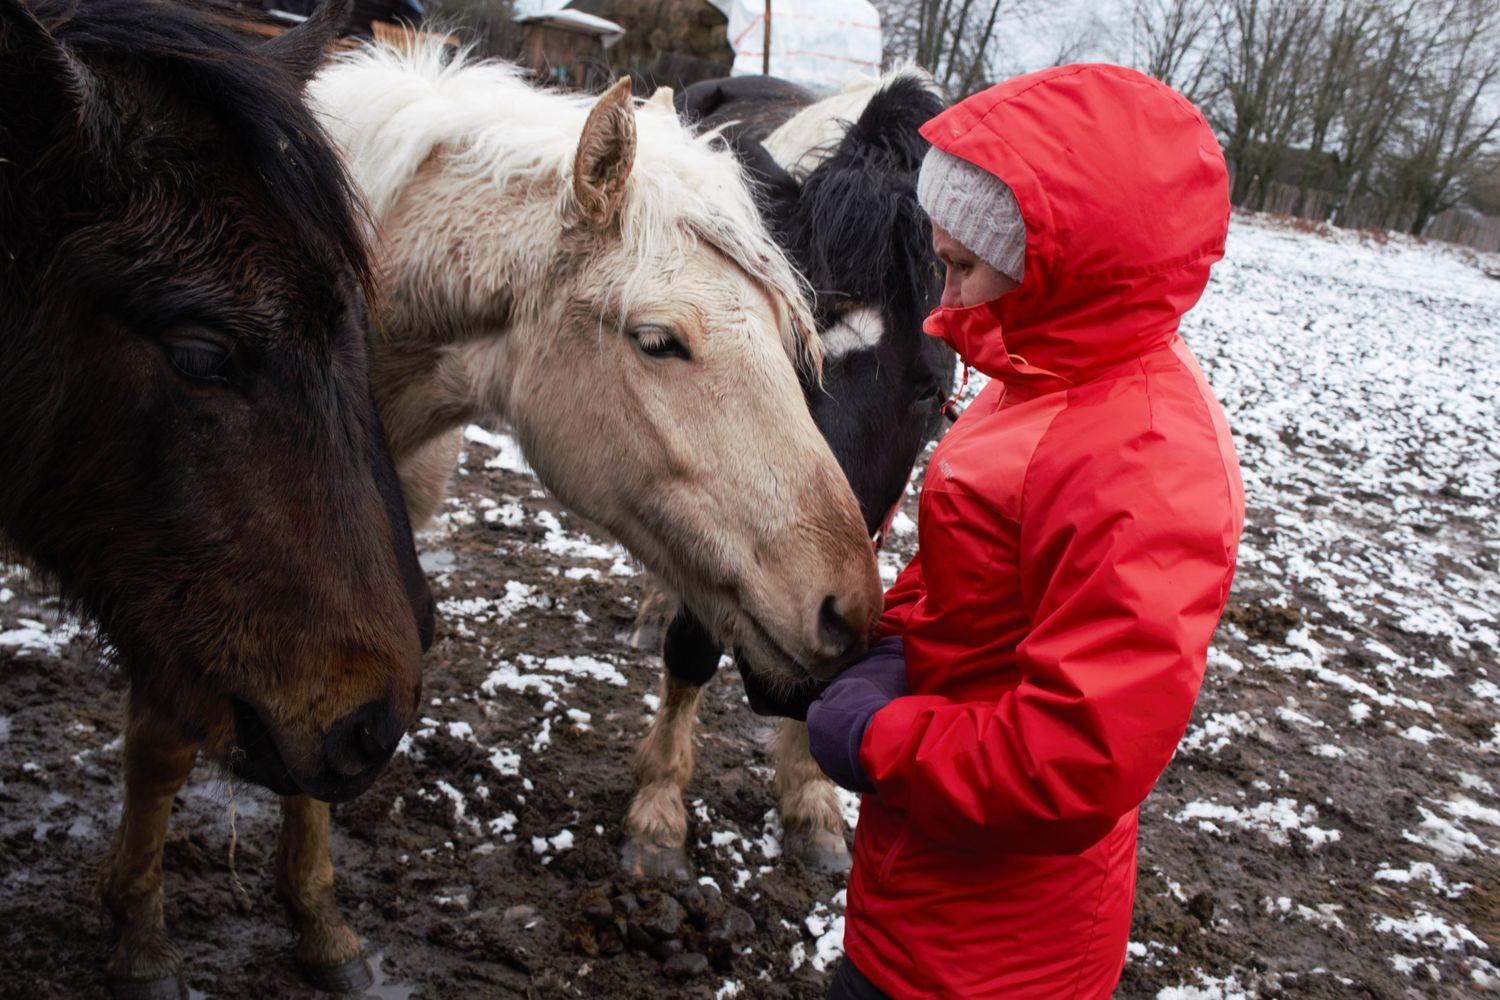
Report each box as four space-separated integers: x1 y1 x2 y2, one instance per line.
0 0 429 802
311 46 883 690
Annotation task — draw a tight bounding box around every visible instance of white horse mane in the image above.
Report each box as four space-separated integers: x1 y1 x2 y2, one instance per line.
311 41 819 369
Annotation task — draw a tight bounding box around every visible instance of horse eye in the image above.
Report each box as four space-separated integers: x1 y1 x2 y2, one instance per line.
630 325 691 361
911 373 943 403
163 331 233 382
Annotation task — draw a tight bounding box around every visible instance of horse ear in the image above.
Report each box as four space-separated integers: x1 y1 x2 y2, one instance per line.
675 79 729 127
644 85 674 112
0 0 101 150
573 76 636 227
261 0 352 84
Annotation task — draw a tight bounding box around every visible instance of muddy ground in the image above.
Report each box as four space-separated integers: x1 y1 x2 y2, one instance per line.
2 445 1492 1000
3 218 1498 998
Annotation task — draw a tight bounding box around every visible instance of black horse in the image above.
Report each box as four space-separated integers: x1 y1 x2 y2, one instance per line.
673 72 954 705
620 72 953 879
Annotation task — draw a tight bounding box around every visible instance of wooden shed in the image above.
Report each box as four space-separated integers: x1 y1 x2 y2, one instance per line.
516 9 625 91
566 0 733 90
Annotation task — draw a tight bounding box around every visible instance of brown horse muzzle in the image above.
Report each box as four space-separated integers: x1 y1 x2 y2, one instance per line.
229 695 409 802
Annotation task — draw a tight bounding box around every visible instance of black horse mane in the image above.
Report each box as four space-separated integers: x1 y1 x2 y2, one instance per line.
30 0 370 286
777 76 947 319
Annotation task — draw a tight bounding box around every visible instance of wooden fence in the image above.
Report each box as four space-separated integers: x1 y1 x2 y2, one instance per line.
1240 175 1500 254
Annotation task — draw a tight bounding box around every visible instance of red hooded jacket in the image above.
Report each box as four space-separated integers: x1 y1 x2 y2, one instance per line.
844 65 1244 998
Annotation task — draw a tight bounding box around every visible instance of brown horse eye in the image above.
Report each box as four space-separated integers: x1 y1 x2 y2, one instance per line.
630 325 691 361
163 334 233 382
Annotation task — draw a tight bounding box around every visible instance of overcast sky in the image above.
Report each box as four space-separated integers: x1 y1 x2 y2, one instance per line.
989 0 1136 77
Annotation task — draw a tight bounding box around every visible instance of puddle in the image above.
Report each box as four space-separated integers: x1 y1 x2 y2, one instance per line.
360 951 416 1000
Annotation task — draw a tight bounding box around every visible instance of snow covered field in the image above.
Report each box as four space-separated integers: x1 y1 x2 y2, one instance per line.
1 213 1497 998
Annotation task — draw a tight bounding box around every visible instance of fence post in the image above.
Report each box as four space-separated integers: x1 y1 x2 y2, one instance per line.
763 0 771 75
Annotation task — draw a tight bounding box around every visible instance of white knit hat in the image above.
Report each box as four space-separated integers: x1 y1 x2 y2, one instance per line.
917 146 1026 283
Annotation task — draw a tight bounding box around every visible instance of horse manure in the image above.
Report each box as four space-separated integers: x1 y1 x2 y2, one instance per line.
707 906 755 944
673 884 707 920
576 890 613 926
570 882 754 974
662 951 711 979
640 893 684 938
609 890 640 918
623 917 654 950
1187 891 1216 925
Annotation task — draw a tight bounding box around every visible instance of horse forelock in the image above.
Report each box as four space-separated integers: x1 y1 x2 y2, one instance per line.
29 0 373 297
777 70 947 334
312 39 820 377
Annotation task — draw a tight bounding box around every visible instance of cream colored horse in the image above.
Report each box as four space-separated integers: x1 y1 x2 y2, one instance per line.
298 46 883 929
310 44 880 678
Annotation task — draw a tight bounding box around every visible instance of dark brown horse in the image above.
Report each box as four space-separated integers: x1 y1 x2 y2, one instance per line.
0 0 431 994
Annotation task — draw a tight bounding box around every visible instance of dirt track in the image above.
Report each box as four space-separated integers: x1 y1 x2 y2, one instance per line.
1 443 1492 1000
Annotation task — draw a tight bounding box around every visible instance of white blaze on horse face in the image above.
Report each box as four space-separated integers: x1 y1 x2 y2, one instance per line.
821 306 885 359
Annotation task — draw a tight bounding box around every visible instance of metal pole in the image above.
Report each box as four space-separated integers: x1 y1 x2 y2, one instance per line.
763 0 771 75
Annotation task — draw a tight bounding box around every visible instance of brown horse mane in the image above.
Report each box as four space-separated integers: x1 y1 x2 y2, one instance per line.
25 0 371 293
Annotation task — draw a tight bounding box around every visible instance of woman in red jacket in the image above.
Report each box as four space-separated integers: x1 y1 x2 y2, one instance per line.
806 65 1245 999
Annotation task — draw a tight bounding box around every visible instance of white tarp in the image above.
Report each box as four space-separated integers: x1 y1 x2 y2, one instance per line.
707 0 883 92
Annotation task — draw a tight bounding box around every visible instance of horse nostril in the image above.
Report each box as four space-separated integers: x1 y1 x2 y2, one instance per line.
817 594 859 661
358 722 383 763
323 701 405 780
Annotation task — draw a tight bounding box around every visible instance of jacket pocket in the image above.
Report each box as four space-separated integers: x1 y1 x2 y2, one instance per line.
876 823 912 884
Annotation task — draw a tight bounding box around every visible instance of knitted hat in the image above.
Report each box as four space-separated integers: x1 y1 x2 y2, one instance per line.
917 146 1026 283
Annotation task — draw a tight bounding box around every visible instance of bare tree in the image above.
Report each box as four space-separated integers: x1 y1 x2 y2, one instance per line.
1321 0 1444 224
1130 0 1218 105
876 0 1018 95
1290 0 1381 215
1385 0 1500 233
1210 0 1324 209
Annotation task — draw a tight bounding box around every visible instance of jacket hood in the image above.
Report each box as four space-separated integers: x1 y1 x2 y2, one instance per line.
920 64 1229 382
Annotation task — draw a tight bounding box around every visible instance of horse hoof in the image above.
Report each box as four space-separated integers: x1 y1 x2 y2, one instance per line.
107 975 188 1000
621 839 693 880
299 954 374 993
784 827 852 875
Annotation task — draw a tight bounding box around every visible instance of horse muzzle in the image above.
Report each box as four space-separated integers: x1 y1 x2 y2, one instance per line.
228 696 410 802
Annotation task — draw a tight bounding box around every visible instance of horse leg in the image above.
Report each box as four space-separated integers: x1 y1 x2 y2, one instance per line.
774 719 851 873
97 698 198 999
622 607 723 878
622 672 705 880
626 574 672 651
275 795 372 993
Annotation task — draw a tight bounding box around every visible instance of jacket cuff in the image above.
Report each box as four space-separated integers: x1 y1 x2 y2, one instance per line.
857 694 953 808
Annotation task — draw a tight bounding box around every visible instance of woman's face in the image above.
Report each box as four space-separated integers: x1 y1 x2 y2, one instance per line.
932 222 1021 308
